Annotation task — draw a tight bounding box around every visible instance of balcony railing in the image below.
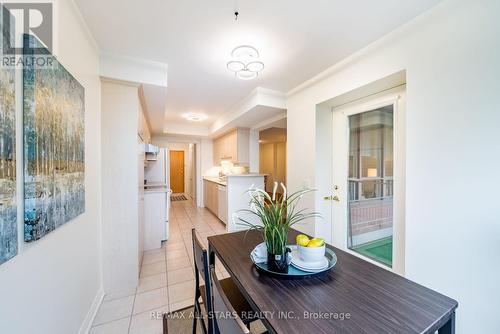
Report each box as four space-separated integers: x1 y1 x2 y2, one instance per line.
348 178 393 248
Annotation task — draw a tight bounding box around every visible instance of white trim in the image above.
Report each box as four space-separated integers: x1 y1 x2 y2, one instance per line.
331 86 406 275
352 227 392 246
342 246 395 271
77 287 105 334
99 76 141 87
99 53 168 87
68 0 100 53
333 87 402 115
392 89 406 276
250 112 287 131
340 96 400 116
100 52 168 70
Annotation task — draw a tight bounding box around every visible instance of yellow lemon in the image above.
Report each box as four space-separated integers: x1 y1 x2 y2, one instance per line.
307 237 325 247
296 234 310 247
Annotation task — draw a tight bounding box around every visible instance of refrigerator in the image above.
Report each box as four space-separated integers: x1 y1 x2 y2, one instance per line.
145 148 168 185
144 148 171 241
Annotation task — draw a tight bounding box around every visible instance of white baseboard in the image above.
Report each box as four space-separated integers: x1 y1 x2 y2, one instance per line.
78 287 105 334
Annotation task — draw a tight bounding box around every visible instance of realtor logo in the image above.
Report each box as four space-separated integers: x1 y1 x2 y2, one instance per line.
1 2 53 55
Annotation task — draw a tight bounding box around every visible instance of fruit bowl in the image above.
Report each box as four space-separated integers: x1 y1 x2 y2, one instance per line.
251 243 337 279
297 244 326 263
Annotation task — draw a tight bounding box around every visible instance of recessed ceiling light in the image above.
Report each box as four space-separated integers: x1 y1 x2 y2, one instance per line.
185 113 206 121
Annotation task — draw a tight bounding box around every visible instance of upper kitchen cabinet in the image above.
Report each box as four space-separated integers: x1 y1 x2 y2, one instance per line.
213 128 250 165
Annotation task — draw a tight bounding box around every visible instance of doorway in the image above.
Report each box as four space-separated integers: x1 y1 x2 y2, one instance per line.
169 150 185 193
259 127 287 194
167 141 197 200
331 87 405 274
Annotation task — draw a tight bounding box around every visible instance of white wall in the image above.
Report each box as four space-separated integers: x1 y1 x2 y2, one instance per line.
101 80 139 295
286 0 500 333
0 1 102 333
200 138 214 207
249 129 260 173
313 105 333 242
188 143 196 197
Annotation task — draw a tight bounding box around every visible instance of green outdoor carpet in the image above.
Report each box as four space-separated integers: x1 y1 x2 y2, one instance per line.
352 237 393 267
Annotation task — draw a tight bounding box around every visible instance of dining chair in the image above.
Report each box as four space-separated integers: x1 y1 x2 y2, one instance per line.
209 265 250 334
192 228 212 334
162 313 169 334
191 228 259 334
163 307 202 334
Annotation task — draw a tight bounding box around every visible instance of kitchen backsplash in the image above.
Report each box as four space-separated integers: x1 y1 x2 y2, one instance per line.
204 162 249 177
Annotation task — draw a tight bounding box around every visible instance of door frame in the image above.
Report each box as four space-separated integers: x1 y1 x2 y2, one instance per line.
331 86 406 275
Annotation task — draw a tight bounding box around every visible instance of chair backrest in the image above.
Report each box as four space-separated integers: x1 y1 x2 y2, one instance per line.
192 228 209 281
162 313 168 334
191 228 213 334
210 266 250 334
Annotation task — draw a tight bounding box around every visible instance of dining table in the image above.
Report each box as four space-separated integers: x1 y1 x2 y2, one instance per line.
208 229 458 334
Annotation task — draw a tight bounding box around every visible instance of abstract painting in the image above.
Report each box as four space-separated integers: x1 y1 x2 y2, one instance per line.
23 34 85 242
0 6 17 263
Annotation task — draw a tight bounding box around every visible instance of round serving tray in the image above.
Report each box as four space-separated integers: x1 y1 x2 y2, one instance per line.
252 246 337 279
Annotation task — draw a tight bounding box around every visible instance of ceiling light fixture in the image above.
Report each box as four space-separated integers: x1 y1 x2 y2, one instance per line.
185 113 206 122
227 45 264 80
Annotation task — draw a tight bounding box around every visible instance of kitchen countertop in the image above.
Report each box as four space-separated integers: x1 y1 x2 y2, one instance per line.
203 176 226 186
144 182 168 188
144 187 170 194
204 174 266 186
144 183 170 193
225 173 266 177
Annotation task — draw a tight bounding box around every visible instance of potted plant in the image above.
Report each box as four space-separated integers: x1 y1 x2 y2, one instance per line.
237 182 320 273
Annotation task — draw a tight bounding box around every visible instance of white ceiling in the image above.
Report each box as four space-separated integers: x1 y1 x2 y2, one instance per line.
75 0 441 135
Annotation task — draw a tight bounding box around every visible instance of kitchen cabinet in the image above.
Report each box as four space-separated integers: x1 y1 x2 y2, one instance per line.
143 190 168 251
203 180 219 217
217 185 227 224
138 135 145 267
204 175 265 230
204 178 229 224
213 128 249 165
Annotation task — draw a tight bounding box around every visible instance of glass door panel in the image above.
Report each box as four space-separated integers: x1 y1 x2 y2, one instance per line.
347 106 394 267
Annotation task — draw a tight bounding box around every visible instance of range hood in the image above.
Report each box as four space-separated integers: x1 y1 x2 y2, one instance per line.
143 144 159 154
143 144 160 161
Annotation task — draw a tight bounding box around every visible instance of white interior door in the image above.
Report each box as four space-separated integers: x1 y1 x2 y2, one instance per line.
331 87 406 275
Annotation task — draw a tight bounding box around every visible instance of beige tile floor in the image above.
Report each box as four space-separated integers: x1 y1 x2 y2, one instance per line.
90 196 229 334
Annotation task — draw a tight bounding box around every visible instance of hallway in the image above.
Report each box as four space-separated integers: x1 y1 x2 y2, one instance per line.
90 199 228 334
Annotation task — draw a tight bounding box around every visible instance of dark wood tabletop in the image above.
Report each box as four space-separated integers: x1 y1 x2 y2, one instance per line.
208 229 457 334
